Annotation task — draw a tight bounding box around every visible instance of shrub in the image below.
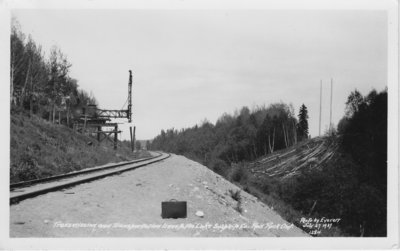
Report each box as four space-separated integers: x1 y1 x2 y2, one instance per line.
11 153 40 181
228 163 248 183
209 158 229 176
229 189 243 213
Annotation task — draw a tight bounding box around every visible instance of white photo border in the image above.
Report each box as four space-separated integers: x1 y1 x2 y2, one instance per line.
0 0 398 249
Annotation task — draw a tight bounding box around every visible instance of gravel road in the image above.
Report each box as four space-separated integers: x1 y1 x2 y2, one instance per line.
10 154 308 237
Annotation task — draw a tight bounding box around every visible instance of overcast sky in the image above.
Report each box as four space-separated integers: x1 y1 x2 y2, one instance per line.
12 9 387 140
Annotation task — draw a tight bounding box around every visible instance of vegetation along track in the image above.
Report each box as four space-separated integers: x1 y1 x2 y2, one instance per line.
10 152 170 205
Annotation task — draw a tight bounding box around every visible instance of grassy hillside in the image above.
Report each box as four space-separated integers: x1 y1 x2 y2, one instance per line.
10 111 149 183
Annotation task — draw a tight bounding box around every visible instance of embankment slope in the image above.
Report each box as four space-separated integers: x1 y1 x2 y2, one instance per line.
10 112 144 183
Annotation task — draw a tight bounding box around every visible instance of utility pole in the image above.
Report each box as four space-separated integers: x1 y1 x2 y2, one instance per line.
133 126 136 152
113 124 118 150
128 70 132 123
329 78 333 134
130 126 134 152
319 80 322 137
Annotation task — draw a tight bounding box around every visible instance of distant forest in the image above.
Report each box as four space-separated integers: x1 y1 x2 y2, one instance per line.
10 18 96 124
150 102 310 170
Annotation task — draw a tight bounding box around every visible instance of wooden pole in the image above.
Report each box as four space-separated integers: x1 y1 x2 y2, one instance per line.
129 126 134 152
319 80 322 136
128 70 132 123
97 126 101 141
329 78 333 134
133 126 136 152
114 125 118 150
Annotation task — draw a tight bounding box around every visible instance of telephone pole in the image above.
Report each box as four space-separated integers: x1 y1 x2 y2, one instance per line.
133 126 136 151
130 126 134 152
329 78 333 134
319 80 322 137
128 70 132 123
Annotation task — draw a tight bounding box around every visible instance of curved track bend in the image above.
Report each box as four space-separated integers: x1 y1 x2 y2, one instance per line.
10 152 170 204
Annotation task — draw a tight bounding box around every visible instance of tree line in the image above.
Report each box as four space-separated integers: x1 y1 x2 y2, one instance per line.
10 18 97 125
149 102 309 174
336 88 387 235
338 88 387 192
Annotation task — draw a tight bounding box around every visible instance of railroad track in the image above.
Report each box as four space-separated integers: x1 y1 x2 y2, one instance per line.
10 151 171 205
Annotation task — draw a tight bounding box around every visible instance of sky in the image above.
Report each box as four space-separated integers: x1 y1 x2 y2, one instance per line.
12 9 387 140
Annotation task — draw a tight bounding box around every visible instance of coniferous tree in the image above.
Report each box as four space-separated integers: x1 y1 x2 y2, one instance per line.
297 104 309 140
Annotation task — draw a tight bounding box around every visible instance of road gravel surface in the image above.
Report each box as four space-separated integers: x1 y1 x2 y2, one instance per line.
10 154 308 237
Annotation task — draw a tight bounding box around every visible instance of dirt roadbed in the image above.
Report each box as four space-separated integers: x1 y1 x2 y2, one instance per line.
10 154 308 237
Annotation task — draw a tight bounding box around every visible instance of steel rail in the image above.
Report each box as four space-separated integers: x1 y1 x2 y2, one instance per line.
10 152 171 205
10 152 162 190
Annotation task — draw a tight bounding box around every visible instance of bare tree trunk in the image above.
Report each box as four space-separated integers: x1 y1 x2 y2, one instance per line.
268 134 271 153
293 121 297 145
21 60 31 108
252 143 257 158
29 75 33 116
272 128 275 152
308 200 317 216
268 132 274 154
360 221 366 237
282 123 288 148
